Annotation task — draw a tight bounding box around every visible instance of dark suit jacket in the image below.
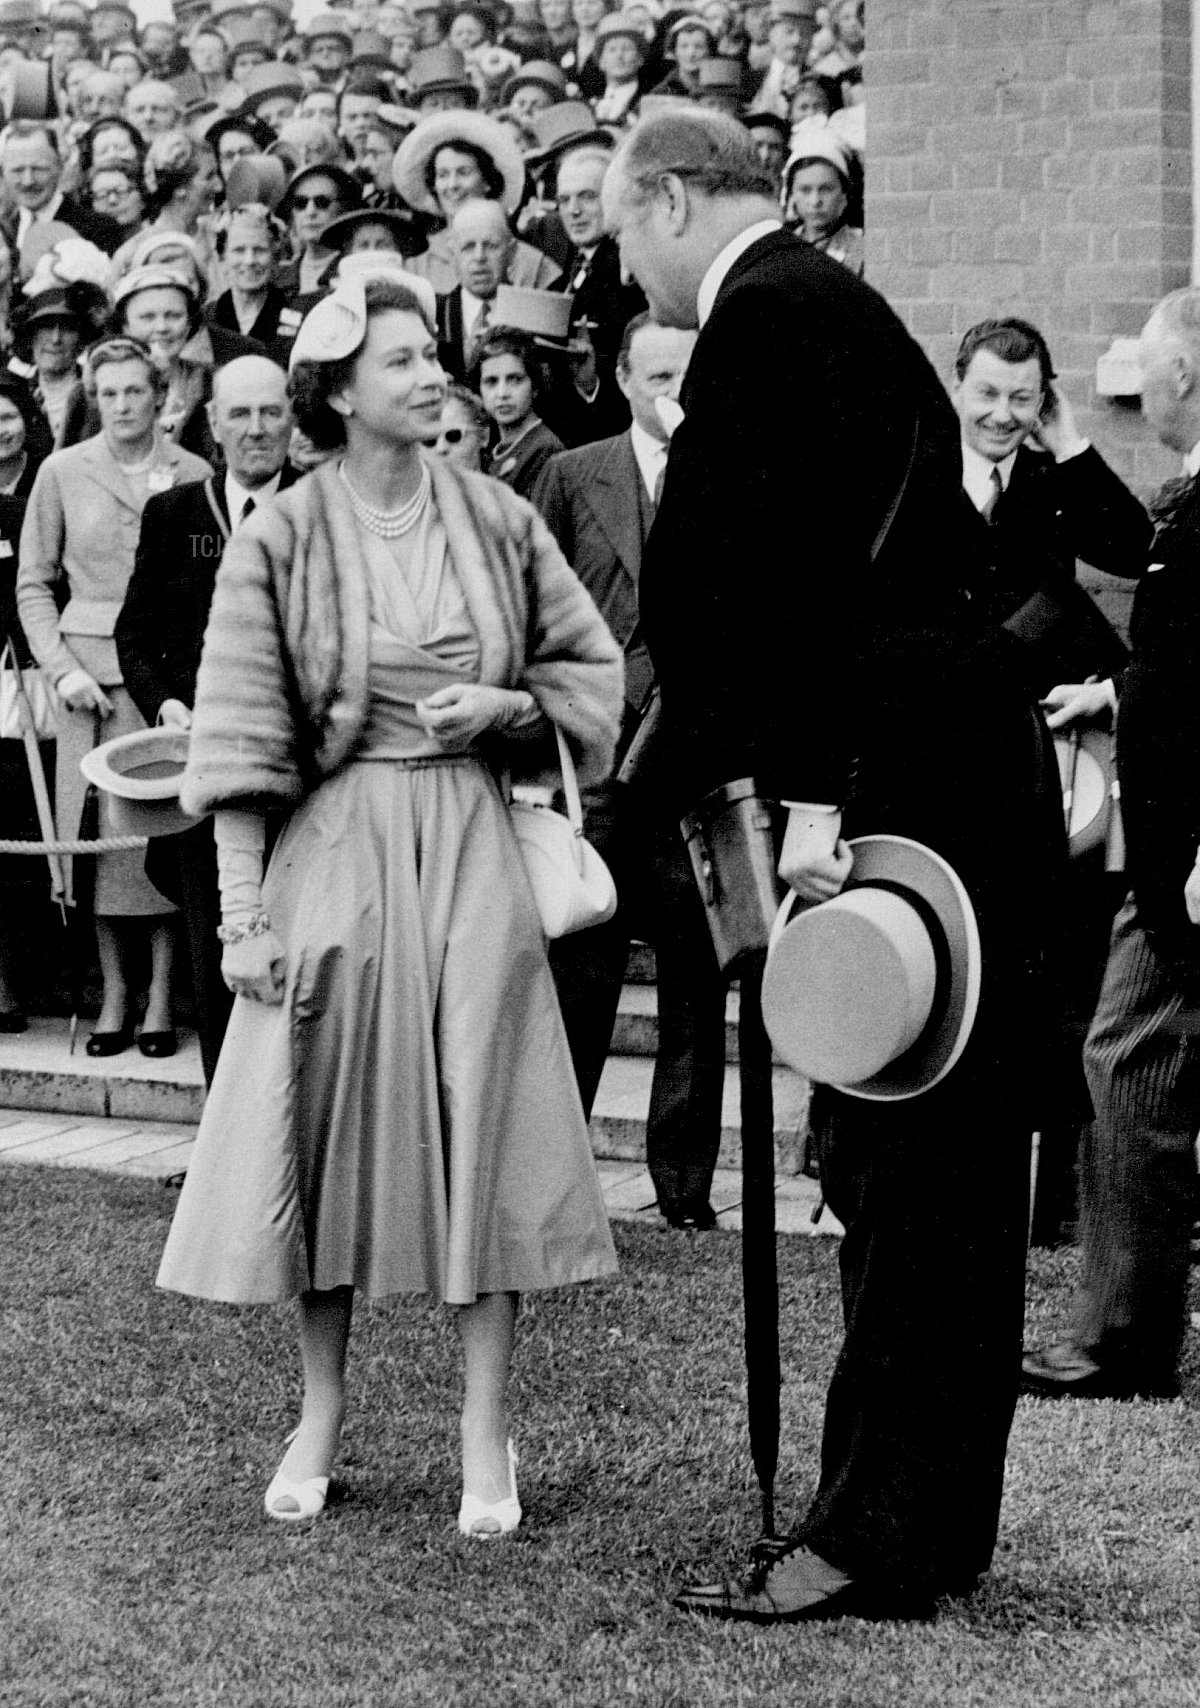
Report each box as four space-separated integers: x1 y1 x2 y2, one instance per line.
3 194 123 257
1116 475 1200 955
979 442 1152 693
639 228 1002 811
115 466 299 722
435 286 472 385
0 455 45 667
533 429 655 719
204 287 302 372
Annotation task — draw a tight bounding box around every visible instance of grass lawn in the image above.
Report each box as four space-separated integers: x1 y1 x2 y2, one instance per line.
1 1165 1197 1708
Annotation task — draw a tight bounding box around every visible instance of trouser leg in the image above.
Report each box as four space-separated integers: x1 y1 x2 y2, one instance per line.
795 1074 1030 1597
1073 892 1200 1380
643 813 727 1211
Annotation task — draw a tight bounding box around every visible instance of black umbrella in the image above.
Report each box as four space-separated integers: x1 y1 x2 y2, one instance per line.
736 954 784 1554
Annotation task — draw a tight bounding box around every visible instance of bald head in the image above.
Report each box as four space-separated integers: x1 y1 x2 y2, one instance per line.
208 357 293 488
602 109 777 327
449 198 513 299
1138 288 1200 456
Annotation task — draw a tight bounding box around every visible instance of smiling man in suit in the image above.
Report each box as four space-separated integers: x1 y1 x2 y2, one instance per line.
116 356 297 1085
534 313 726 1229
602 108 1060 1622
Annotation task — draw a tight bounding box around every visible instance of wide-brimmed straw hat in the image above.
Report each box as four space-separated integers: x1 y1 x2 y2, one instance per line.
392 109 525 215
80 728 203 839
761 834 982 1102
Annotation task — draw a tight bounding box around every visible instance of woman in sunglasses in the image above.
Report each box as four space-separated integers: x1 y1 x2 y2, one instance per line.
158 271 621 1535
432 381 488 473
275 163 362 306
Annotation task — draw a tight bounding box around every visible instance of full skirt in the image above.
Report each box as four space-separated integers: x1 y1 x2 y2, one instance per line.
157 757 618 1305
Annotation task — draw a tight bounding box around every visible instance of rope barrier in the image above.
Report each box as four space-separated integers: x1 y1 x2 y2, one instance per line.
0 834 149 854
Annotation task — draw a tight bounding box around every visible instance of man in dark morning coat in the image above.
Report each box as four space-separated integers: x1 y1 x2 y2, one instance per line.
602 110 1062 1620
534 312 728 1229
953 315 1152 694
115 356 297 1086
953 315 1155 1243
1023 288 1200 1403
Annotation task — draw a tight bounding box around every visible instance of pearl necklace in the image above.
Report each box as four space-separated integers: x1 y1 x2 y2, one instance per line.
339 461 431 538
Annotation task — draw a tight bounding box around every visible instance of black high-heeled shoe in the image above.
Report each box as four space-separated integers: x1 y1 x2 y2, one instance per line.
138 1030 178 1058
86 1026 135 1058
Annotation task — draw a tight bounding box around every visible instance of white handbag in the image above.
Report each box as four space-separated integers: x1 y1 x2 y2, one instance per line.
0 638 57 741
509 724 618 938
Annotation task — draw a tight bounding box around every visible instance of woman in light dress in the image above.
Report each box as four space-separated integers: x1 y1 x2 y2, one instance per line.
157 270 622 1536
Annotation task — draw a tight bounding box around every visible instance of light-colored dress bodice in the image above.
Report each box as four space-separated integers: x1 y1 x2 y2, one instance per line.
355 494 484 762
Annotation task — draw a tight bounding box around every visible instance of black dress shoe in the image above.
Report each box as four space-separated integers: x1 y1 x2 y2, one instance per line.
85 1026 135 1058
661 1200 718 1232
138 1029 178 1058
672 1545 933 1625
1021 1342 1179 1401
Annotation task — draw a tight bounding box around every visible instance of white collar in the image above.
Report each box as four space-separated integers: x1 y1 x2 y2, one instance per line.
461 286 494 327
961 439 1018 509
696 219 783 327
225 467 281 525
1184 439 1200 478
629 418 667 497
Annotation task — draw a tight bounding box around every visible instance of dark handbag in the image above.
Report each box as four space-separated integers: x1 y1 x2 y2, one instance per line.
681 782 783 975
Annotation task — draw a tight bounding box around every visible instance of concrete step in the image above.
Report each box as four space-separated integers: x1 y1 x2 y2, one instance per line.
0 1017 205 1125
611 981 787 1067
590 1054 810 1175
0 1019 812 1178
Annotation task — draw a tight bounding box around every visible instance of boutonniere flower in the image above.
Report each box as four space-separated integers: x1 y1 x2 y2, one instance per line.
147 466 176 493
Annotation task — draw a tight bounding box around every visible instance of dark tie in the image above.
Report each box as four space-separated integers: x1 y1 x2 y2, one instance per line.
981 465 1003 523
240 496 255 526
468 300 491 364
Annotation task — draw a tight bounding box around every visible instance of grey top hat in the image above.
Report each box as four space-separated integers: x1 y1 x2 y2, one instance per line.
79 728 203 840
761 835 982 1102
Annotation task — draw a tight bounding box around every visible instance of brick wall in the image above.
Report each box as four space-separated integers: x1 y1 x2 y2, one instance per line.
867 0 1192 496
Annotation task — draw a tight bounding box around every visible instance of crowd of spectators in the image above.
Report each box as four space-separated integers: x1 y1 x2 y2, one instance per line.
0 0 864 1046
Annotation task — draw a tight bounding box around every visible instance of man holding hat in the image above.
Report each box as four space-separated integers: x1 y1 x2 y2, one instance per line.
116 355 298 1087
602 108 1061 1622
0 120 122 256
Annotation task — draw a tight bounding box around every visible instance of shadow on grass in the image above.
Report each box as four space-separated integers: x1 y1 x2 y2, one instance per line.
1 1166 1197 1708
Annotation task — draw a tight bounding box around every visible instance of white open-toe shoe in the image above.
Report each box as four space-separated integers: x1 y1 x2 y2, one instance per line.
458 1439 520 1538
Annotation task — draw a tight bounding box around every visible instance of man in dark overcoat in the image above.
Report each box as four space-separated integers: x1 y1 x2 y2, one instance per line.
601 109 1061 1620
115 356 297 1085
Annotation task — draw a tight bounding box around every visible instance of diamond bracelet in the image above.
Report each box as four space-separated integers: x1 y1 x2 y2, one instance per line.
216 911 272 946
